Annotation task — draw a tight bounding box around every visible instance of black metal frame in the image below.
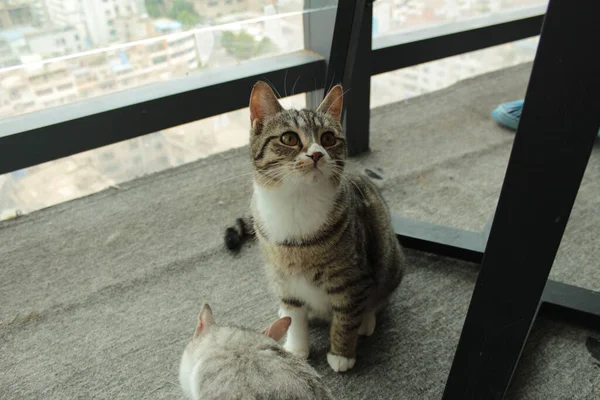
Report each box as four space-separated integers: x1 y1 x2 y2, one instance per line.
386 0 599 398
5 2 598 398
372 14 543 75
0 53 324 174
439 0 600 397
394 217 600 331
324 0 599 398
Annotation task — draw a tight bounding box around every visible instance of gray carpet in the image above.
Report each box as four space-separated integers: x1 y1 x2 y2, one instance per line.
1 62 599 399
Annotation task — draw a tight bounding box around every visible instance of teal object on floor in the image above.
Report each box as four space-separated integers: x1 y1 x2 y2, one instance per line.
491 99 600 137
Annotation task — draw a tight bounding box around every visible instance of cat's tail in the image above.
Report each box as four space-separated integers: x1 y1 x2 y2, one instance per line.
224 216 255 252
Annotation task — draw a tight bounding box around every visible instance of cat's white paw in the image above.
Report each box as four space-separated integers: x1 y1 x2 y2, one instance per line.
284 343 310 360
358 312 376 336
327 353 356 373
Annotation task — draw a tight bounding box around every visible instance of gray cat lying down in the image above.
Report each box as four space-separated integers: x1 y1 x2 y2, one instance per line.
179 304 335 400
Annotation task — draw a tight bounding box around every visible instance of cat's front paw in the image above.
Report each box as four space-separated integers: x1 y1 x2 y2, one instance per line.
284 343 310 360
327 353 356 373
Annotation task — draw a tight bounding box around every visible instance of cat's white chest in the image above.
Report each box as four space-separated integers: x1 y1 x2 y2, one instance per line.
283 274 330 315
253 180 337 243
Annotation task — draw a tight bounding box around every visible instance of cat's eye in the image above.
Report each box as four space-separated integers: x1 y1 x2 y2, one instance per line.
320 132 336 147
280 132 300 147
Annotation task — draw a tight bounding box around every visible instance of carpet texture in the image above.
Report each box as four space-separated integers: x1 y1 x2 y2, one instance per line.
1 62 599 399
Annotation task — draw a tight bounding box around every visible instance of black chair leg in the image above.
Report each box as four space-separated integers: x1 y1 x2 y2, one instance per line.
442 0 600 399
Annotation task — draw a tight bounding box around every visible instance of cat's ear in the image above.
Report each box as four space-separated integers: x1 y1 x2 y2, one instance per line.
317 84 343 122
194 304 215 339
249 81 283 129
261 316 291 341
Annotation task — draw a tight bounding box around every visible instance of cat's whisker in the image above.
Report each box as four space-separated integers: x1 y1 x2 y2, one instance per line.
260 167 294 187
325 88 351 116
291 75 301 96
343 175 366 200
327 72 336 94
209 172 254 189
262 77 282 99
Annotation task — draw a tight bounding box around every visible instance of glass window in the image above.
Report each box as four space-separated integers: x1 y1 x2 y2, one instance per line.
371 37 539 108
35 88 52 96
152 55 167 64
0 94 306 215
0 0 543 218
373 0 547 37
57 83 74 91
1 0 314 120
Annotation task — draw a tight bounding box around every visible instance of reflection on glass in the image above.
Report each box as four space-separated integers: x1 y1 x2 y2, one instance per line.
0 94 306 216
1 0 322 119
0 0 546 217
371 37 539 108
372 0 547 36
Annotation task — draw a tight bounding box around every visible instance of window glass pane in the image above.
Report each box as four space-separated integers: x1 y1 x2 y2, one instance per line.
1 1 330 119
0 94 305 216
371 37 539 107
373 0 548 36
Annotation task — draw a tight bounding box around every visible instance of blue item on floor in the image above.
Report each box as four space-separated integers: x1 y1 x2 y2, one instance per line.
491 99 600 137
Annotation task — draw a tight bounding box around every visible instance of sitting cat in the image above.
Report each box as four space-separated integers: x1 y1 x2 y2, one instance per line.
243 82 405 372
179 304 335 400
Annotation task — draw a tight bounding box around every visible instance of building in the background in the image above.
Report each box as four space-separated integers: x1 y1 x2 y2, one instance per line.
45 0 142 46
81 0 141 45
6 58 78 114
0 73 35 118
114 14 152 42
44 0 89 46
0 27 32 67
192 0 255 19
0 24 82 65
72 19 197 100
0 0 48 29
0 58 76 116
26 25 82 57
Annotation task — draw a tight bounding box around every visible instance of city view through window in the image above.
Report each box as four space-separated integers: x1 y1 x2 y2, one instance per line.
0 0 546 218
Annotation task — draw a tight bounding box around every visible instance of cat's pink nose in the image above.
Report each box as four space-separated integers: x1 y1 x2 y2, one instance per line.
307 152 323 162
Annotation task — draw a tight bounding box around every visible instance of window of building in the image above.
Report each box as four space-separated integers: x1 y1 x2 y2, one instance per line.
57 83 74 91
152 55 168 64
35 89 53 96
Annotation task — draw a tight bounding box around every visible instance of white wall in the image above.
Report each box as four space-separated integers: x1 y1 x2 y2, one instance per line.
27 28 81 57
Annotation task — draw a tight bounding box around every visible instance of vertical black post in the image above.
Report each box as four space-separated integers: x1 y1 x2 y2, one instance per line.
303 0 337 110
324 0 371 156
442 1 600 399
343 1 372 156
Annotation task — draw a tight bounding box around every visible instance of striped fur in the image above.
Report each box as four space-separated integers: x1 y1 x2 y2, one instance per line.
248 82 405 372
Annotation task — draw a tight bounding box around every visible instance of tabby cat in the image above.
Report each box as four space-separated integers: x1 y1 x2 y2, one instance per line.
239 81 404 372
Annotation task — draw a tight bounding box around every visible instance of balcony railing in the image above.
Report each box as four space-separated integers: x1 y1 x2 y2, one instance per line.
0 3 545 174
